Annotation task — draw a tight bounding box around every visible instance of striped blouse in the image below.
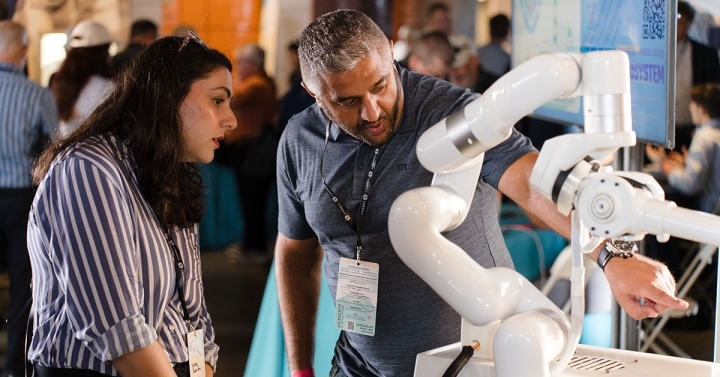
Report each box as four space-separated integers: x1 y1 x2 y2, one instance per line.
27 134 219 375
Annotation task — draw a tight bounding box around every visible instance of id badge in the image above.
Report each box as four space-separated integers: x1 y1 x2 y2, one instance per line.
335 257 379 336
186 328 205 377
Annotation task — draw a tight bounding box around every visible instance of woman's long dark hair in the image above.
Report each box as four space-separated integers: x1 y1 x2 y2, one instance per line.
50 44 113 121
35 36 233 228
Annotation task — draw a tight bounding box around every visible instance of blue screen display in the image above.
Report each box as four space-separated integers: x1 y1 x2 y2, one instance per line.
512 0 675 146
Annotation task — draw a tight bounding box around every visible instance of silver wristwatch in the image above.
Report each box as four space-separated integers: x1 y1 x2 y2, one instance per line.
597 239 637 271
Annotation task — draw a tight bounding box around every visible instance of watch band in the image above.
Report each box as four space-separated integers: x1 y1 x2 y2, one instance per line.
597 244 614 271
597 240 637 271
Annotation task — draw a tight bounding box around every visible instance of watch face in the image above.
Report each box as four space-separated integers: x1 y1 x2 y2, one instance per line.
607 240 637 256
610 240 636 251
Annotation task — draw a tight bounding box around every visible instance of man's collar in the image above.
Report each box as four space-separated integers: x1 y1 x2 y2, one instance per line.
0 62 23 74
329 118 344 141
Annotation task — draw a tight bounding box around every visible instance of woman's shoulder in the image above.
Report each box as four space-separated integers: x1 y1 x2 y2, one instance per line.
57 134 128 173
38 135 131 196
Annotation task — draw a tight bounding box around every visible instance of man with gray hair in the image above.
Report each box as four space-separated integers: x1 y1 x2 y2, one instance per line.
276 9 687 377
215 43 277 265
449 33 499 93
0 20 58 377
405 30 454 80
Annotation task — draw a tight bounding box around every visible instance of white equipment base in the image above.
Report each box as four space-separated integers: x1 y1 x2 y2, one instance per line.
414 343 720 376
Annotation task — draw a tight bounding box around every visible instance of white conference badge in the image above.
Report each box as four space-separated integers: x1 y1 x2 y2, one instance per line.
187 328 205 377
335 257 379 336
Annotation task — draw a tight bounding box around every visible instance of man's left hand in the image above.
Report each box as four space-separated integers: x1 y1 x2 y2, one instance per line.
603 253 689 320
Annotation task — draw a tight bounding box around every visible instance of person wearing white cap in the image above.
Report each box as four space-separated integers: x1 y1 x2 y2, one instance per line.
50 20 115 139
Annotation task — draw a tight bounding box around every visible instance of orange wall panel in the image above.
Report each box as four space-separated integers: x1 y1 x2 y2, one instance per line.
162 0 262 56
206 29 235 57
208 0 235 28
179 2 208 29
233 0 261 38
161 2 179 36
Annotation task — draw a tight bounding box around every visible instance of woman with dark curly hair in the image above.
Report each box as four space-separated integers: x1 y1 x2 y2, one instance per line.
28 33 236 377
50 20 116 139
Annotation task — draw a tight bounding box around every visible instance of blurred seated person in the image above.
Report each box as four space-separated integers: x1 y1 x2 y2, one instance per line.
645 83 720 280
647 83 720 214
673 1 720 152
448 34 499 93
400 30 454 80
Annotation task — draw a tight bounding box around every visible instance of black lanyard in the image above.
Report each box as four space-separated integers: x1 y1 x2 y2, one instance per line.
117 138 192 328
158 224 193 327
320 121 381 263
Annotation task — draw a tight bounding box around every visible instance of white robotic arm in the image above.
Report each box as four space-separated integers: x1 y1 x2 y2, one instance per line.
389 49 720 377
416 52 579 175
390 50 633 377
388 47 720 377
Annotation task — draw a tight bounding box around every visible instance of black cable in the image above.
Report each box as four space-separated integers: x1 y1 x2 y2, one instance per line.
442 341 480 377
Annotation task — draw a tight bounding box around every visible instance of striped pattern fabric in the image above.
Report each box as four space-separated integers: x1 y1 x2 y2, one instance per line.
0 63 58 188
27 134 218 375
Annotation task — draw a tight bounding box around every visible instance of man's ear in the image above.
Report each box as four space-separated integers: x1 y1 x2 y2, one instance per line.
301 81 318 99
301 81 323 109
389 40 394 61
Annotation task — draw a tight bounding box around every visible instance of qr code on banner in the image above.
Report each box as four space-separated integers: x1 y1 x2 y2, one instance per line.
346 320 355 331
643 0 666 39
